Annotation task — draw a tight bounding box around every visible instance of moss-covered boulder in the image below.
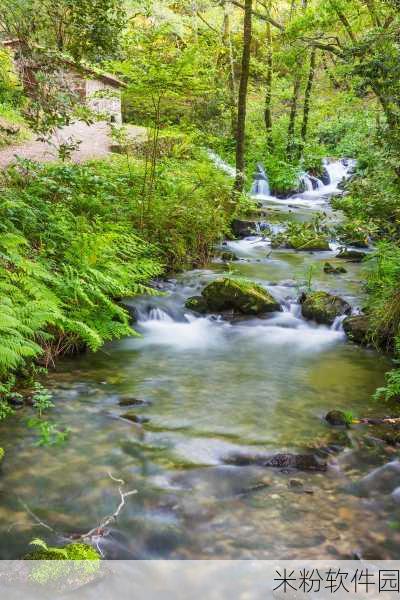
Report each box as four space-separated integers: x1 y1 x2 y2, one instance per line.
300 291 351 325
343 315 371 345
202 278 281 315
185 296 208 314
324 262 347 274
336 248 367 262
290 237 330 251
220 250 238 261
326 410 349 426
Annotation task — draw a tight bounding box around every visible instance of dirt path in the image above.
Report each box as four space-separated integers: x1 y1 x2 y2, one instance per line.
0 121 147 168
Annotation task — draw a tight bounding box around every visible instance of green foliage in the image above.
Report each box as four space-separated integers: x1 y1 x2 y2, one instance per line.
26 539 100 585
0 159 162 380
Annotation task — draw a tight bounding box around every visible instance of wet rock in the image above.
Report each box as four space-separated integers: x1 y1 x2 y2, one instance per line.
121 412 150 424
118 396 151 407
324 262 347 275
326 410 348 426
224 452 327 472
343 315 370 345
185 296 208 314
289 479 303 489
8 395 25 408
231 219 257 238
291 238 330 251
353 460 400 496
300 291 351 325
336 249 367 262
220 250 238 262
201 278 281 315
321 167 331 186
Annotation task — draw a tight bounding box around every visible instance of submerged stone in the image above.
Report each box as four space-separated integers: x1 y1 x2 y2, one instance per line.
224 452 327 472
300 291 351 325
185 296 208 314
118 396 151 407
121 412 150 424
324 262 347 274
343 314 371 345
201 277 281 315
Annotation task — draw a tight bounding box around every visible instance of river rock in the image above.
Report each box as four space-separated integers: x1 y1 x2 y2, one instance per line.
343 314 370 345
224 452 327 472
201 278 281 315
300 291 351 325
321 167 331 185
324 262 347 274
121 412 150 424
185 296 208 314
291 238 330 251
325 410 348 426
353 460 400 496
231 219 257 238
220 250 238 262
118 396 151 407
336 249 367 262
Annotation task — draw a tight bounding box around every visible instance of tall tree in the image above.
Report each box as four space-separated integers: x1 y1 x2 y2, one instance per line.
264 19 273 151
300 47 316 147
234 0 252 193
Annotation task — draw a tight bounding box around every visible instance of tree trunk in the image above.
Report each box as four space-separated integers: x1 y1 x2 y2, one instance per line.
264 20 273 150
300 47 316 146
222 2 237 138
286 65 302 160
234 0 252 193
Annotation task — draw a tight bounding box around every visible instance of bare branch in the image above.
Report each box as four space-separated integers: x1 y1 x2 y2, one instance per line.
230 0 285 31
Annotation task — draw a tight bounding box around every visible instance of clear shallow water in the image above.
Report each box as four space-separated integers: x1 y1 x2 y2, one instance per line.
0 161 399 560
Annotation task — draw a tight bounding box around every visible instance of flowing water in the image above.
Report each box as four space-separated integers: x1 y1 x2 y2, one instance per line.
0 159 399 560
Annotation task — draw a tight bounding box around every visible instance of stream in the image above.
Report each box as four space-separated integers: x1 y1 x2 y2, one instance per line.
1 158 400 560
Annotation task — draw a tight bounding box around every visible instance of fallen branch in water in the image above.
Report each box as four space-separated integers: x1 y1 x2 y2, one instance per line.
13 472 137 556
78 472 137 543
356 417 400 426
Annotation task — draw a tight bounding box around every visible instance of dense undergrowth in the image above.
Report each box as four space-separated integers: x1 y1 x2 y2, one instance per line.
0 151 234 392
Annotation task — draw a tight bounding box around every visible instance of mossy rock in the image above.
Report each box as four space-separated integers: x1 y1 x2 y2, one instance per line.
185 296 208 314
336 249 367 262
202 278 281 315
325 410 349 426
300 291 351 325
343 315 371 345
25 542 100 561
290 237 330 251
324 262 347 274
220 250 238 261
0 448 4 463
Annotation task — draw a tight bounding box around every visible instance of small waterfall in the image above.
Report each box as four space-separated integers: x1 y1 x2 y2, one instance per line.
324 158 356 187
207 150 236 178
300 172 323 192
148 308 174 322
251 163 271 196
331 315 346 332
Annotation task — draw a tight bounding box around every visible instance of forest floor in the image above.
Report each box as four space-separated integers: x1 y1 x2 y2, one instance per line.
0 121 147 167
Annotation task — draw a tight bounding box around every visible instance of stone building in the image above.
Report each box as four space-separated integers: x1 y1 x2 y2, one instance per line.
2 40 125 124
